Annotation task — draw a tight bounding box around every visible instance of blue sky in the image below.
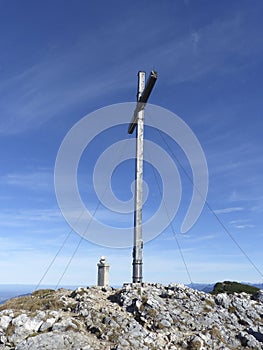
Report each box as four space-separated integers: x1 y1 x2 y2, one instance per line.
0 0 263 286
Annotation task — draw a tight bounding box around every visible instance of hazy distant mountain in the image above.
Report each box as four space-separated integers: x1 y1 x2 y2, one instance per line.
0 285 35 304
187 283 215 292
245 283 263 290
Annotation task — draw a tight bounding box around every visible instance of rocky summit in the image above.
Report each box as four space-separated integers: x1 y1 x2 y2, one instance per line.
0 283 262 350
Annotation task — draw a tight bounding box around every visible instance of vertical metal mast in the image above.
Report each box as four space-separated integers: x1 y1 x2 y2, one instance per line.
132 71 145 283
128 70 157 284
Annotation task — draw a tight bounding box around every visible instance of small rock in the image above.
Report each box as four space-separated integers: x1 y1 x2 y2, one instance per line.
52 318 78 332
239 331 262 349
188 335 203 350
0 334 7 344
119 338 130 346
0 316 12 331
158 319 171 329
253 290 263 302
15 331 96 350
215 293 230 308
39 317 56 332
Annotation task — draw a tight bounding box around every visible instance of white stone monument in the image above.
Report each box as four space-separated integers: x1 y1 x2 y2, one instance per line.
97 256 110 287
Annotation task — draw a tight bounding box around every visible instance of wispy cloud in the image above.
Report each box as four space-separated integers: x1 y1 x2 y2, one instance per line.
214 207 244 214
0 47 131 135
1 5 261 136
0 170 53 190
250 205 263 213
0 209 62 228
180 233 218 243
229 191 263 203
234 224 255 229
159 231 218 244
153 11 263 85
229 220 255 230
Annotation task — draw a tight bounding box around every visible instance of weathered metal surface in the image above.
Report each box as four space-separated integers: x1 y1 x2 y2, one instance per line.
129 71 158 283
128 71 157 134
132 71 145 283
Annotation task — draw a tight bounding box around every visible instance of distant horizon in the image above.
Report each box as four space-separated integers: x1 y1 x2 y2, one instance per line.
0 280 263 288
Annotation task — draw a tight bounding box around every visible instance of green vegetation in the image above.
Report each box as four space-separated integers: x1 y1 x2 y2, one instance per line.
0 289 64 313
204 298 215 307
211 281 259 295
203 299 215 313
209 325 224 342
228 306 237 314
31 289 56 298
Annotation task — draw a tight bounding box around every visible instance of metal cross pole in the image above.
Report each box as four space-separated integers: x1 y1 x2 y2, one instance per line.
128 70 157 283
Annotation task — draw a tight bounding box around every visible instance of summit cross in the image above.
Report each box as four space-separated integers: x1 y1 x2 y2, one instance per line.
128 70 158 283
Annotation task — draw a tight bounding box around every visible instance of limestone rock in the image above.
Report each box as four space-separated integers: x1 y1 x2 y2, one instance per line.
15 331 101 350
0 316 12 331
0 282 262 349
214 293 230 308
254 289 263 302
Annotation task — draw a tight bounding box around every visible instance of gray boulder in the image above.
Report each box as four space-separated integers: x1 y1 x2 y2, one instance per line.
15 331 100 350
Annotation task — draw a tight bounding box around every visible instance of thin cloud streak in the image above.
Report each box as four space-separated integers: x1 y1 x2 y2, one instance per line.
214 207 244 214
0 209 63 228
0 170 53 190
1 6 262 135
